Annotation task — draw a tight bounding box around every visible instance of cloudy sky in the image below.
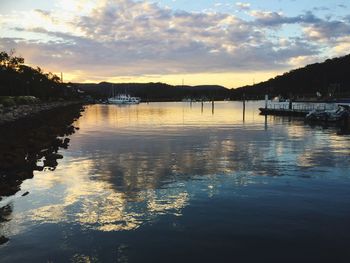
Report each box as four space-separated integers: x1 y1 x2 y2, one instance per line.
0 0 349 87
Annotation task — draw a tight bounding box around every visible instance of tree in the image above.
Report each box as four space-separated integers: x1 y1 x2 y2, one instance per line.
0 50 78 99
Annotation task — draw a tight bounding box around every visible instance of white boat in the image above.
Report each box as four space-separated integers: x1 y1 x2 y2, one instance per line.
108 94 140 105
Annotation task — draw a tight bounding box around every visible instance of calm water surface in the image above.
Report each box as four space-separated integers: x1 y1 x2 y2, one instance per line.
1 102 350 262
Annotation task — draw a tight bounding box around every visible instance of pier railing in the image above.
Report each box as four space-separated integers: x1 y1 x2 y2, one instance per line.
267 102 337 112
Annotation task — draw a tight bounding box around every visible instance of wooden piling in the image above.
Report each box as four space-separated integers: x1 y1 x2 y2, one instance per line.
243 94 246 122
212 100 214 115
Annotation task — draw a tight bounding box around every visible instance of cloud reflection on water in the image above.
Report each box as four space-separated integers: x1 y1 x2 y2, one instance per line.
2 102 350 238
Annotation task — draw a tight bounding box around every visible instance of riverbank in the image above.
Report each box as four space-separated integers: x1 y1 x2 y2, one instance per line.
0 101 84 125
0 104 84 201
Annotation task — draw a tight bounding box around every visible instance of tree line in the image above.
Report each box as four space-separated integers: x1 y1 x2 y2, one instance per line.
231 54 350 100
0 50 79 99
78 82 231 101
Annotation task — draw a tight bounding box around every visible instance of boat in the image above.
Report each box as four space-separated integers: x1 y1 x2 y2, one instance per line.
108 94 141 105
272 95 289 102
305 104 350 122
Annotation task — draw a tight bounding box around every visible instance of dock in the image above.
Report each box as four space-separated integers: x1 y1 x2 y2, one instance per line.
259 108 308 117
259 99 339 117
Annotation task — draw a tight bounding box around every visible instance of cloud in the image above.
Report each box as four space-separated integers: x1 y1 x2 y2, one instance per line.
249 9 350 42
313 6 330 12
250 10 321 27
249 9 350 58
0 0 349 82
235 2 251 11
34 9 51 18
303 20 350 41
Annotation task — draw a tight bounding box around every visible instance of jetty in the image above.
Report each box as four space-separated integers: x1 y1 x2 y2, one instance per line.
259 96 342 117
259 107 309 117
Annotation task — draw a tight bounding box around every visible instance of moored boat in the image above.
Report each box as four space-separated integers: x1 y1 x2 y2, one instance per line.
108 94 141 105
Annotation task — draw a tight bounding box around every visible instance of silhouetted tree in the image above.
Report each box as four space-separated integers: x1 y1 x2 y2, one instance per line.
0 50 78 99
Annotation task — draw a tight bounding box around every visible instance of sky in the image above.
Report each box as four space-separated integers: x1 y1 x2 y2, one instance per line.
0 0 349 88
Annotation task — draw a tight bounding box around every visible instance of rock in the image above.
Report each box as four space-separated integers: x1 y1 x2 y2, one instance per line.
43 159 58 168
45 153 63 160
0 184 20 197
34 165 44 171
0 101 82 125
16 171 34 180
0 236 9 245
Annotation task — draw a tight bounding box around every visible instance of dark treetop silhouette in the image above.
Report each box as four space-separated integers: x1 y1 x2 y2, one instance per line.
0 50 80 100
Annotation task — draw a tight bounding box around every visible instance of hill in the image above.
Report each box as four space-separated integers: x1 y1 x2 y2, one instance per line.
77 82 230 101
231 54 350 100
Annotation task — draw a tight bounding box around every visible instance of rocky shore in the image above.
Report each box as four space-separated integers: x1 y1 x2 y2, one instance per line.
0 104 84 200
0 104 85 245
0 101 83 125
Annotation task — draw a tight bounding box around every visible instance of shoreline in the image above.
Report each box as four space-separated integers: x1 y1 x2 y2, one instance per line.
0 103 84 201
0 101 84 125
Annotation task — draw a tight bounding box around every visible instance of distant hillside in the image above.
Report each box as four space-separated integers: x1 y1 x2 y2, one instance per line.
77 82 230 101
232 54 350 100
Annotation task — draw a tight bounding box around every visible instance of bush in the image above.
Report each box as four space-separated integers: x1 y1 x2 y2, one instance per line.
0 96 39 107
14 96 40 105
0 97 16 107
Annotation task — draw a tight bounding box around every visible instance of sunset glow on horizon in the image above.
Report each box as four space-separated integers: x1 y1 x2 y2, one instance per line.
1 0 349 87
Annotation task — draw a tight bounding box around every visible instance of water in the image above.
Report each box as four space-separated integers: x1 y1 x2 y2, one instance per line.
1 102 350 262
